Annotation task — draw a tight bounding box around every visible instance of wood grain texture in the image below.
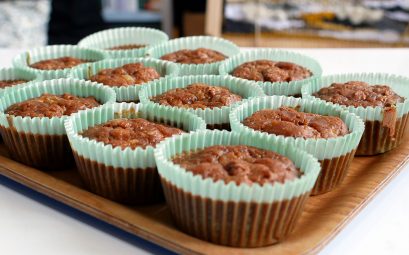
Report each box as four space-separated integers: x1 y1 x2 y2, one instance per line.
0 134 408 255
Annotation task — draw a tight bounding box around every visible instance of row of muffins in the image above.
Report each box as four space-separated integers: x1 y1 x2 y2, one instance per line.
0 27 408 248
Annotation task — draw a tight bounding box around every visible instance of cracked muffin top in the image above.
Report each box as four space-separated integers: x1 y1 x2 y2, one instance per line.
232 60 312 83
172 145 301 185
151 83 242 109
243 107 348 139
81 118 184 150
313 81 404 108
30 57 89 70
6 93 100 118
89 63 160 87
160 48 226 64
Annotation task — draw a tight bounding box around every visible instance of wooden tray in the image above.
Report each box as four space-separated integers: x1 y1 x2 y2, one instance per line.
0 137 408 255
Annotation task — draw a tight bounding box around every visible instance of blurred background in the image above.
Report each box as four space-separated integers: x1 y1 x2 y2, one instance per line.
0 0 408 48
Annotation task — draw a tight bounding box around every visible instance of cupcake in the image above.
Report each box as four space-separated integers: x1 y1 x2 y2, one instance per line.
69 58 178 102
146 36 240 75
0 67 38 94
230 96 364 195
0 78 116 170
78 27 169 58
139 75 265 130
219 49 322 96
64 102 206 204
154 130 320 247
13 45 107 80
302 73 409 155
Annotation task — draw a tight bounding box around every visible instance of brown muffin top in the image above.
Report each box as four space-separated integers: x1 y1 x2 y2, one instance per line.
313 81 404 108
232 60 312 83
30 57 89 70
160 48 227 64
6 93 100 118
81 118 184 150
172 145 300 185
107 44 146 50
89 63 160 87
0 79 28 89
151 83 242 109
243 107 348 139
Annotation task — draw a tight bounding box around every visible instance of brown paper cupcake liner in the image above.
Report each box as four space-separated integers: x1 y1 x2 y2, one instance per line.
161 178 310 247
312 149 356 195
357 114 409 155
0 126 73 170
73 152 163 204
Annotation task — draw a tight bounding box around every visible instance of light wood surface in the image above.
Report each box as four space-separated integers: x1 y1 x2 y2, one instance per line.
0 134 408 254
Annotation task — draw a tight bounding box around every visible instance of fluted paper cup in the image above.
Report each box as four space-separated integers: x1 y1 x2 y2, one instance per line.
154 130 320 247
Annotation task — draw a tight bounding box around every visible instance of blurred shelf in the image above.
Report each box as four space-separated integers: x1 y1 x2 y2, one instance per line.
102 9 161 23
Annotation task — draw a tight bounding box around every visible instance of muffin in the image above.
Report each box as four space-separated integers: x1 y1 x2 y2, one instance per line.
151 83 242 109
0 67 38 92
65 102 206 204
30 56 90 70
147 36 240 75
230 96 365 195
0 78 115 170
302 73 409 155
13 45 107 80
232 60 312 83
160 48 226 64
78 27 169 58
154 130 320 247
108 44 146 50
219 49 322 96
69 58 178 102
139 75 265 130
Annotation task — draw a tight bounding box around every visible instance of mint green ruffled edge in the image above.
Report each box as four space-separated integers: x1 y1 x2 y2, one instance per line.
218 49 323 96
0 67 40 95
0 78 116 135
301 73 409 121
78 27 169 58
64 102 206 169
139 75 265 125
12 45 108 80
69 57 179 102
146 36 240 75
154 130 320 202
230 96 364 160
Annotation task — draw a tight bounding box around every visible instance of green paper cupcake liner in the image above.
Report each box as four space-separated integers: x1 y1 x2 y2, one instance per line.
146 36 240 75
78 27 169 58
302 73 409 155
218 49 323 96
65 102 206 169
13 45 107 80
229 96 365 194
69 58 179 102
64 102 206 204
154 130 320 247
139 75 265 127
0 67 39 96
0 78 116 169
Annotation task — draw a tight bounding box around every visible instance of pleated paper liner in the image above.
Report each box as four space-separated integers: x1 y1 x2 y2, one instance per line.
146 36 240 75
69 58 179 102
78 27 169 58
138 75 265 129
302 73 409 155
0 67 39 95
0 78 116 170
64 102 206 204
218 49 322 96
229 96 365 195
154 130 320 247
12 45 107 80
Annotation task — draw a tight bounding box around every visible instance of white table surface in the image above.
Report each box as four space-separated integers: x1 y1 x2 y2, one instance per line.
1 48 409 255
